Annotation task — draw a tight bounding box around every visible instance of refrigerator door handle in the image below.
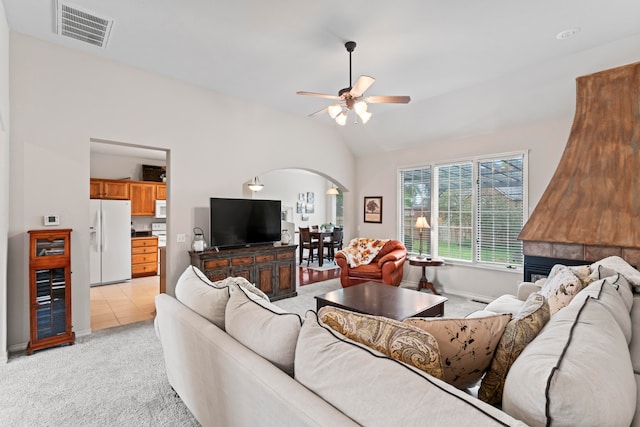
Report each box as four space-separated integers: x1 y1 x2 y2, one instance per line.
101 210 108 252
91 208 102 252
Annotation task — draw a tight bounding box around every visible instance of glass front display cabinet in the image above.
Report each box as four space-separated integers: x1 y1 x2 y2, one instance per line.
27 229 75 354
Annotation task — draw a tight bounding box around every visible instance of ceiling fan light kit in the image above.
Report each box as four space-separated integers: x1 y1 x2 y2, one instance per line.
297 41 410 126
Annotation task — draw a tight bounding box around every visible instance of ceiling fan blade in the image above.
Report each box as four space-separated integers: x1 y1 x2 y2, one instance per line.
350 75 375 98
365 95 411 104
296 91 341 100
308 106 329 117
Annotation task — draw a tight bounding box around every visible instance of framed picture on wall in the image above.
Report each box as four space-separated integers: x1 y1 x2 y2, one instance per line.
364 196 383 223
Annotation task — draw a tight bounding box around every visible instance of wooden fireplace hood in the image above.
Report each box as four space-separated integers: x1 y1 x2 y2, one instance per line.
518 61 640 253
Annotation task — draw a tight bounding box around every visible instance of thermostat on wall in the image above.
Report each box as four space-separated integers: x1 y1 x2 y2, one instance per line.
43 215 60 226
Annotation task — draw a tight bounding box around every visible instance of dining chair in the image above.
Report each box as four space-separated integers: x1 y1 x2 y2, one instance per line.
325 227 344 262
298 227 319 266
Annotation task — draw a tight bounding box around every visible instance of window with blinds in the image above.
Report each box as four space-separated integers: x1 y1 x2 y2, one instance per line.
399 168 432 257
477 156 524 267
399 152 526 268
436 163 473 261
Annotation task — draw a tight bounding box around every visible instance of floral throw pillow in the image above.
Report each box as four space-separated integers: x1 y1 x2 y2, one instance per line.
318 307 445 380
539 266 583 315
403 313 511 389
478 293 550 405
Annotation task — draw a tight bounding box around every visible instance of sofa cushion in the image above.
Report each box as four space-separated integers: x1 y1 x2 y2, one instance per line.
403 313 511 389
502 297 636 427
318 306 445 380
174 266 269 330
538 266 583 315
630 295 640 374
484 294 525 315
174 265 230 329
478 293 550 406
569 278 632 343
295 311 527 427
590 256 640 292
225 284 302 376
589 265 634 312
346 264 383 279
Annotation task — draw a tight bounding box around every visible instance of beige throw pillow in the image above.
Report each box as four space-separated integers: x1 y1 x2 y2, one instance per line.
174 266 269 330
478 293 550 405
403 313 511 389
539 266 583 315
174 265 230 329
225 284 302 376
318 307 445 380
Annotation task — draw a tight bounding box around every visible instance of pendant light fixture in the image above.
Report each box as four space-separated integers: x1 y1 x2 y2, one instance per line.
326 185 339 195
247 177 264 192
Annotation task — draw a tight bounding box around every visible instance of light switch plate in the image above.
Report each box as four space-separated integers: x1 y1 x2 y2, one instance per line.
177 234 186 243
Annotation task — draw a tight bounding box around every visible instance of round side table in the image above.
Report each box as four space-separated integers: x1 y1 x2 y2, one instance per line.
408 257 444 294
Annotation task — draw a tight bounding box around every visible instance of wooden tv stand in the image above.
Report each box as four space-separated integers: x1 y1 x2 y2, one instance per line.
189 244 297 301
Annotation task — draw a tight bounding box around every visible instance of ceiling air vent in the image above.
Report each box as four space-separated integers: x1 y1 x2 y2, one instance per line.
56 1 113 48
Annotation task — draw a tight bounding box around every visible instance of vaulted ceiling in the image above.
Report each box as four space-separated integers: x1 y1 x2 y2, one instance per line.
4 0 640 156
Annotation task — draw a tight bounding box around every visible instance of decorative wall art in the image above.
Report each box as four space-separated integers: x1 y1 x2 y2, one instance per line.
364 196 383 223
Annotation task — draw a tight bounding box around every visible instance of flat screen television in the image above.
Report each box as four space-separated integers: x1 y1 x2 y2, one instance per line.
209 197 282 249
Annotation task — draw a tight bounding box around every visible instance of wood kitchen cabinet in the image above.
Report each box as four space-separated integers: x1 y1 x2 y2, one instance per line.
130 182 157 216
190 244 297 301
90 178 130 200
156 183 166 200
131 236 158 277
27 229 75 354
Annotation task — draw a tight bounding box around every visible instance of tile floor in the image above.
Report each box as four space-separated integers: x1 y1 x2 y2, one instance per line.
90 275 159 331
90 263 339 331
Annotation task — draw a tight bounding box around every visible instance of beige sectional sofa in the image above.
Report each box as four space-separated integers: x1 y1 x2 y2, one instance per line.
154 266 524 426
482 256 640 426
155 257 640 426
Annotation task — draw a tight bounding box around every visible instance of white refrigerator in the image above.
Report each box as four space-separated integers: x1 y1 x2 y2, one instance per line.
90 199 132 286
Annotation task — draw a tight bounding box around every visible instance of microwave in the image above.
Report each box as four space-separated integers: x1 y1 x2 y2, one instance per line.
155 200 167 218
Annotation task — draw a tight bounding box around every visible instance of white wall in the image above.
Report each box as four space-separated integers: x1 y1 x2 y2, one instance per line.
356 118 572 301
0 1 9 362
90 150 166 181
7 33 356 350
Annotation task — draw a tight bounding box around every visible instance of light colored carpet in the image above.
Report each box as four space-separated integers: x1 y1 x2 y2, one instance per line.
0 279 486 426
0 320 200 427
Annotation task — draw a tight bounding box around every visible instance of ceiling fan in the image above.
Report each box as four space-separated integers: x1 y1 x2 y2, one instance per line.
297 41 411 125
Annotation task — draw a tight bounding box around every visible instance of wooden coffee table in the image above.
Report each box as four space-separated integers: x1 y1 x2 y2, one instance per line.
315 282 448 321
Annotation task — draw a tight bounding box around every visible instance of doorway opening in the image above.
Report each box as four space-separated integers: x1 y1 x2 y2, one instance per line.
89 139 168 331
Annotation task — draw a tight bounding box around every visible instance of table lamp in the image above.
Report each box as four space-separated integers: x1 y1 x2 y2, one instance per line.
414 216 430 259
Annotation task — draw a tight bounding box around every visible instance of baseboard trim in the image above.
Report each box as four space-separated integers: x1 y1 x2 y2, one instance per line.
8 341 27 353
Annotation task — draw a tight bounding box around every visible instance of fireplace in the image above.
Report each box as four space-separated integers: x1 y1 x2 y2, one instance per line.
523 255 589 282
518 61 640 271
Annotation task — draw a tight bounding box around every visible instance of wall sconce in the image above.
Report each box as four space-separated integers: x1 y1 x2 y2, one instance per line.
414 216 430 259
247 177 264 192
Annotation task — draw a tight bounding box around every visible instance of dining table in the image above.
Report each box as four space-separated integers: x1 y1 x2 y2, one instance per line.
309 230 334 267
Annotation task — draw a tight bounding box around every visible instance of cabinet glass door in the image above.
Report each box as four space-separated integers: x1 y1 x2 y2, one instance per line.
35 268 68 339
34 237 67 257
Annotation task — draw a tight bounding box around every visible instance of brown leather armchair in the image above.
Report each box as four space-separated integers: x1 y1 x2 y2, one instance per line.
335 239 407 287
